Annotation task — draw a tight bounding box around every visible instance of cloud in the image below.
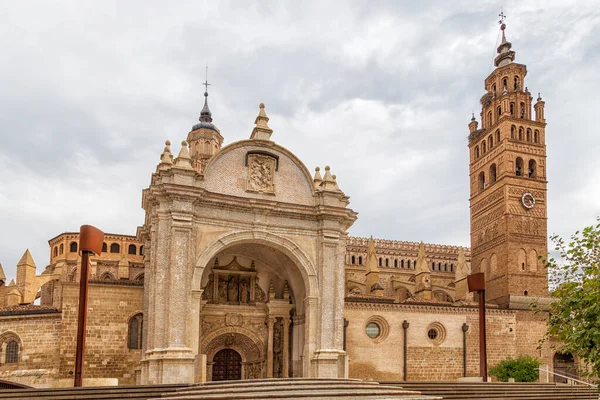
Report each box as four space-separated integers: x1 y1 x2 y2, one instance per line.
1 1 599 281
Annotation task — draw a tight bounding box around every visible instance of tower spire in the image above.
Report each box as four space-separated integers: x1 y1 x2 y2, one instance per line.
199 65 213 123
494 10 515 67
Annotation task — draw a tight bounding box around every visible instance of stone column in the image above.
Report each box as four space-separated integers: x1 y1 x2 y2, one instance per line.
266 317 275 378
282 317 291 378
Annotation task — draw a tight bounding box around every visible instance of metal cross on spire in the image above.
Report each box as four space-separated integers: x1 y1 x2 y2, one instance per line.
498 8 506 26
203 65 211 94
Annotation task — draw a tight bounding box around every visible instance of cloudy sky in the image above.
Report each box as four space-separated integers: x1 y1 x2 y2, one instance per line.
1 1 599 280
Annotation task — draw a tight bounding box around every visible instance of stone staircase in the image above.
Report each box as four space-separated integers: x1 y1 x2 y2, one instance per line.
384 381 599 400
0 384 187 400
153 378 435 399
0 379 436 400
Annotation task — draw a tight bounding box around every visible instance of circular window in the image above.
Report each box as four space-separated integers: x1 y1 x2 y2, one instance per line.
427 328 438 340
365 323 380 338
364 315 390 342
426 322 446 345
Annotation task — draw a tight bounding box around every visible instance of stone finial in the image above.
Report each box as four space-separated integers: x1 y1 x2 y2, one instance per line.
158 140 174 170
537 93 543 102
454 247 470 281
320 166 340 191
415 242 430 275
366 236 379 274
8 279 15 287
250 103 273 141
268 280 276 300
494 21 516 67
313 167 323 188
0 263 5 284
174 140 194 170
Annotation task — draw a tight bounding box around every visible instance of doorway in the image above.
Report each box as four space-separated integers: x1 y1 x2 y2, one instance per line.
553 352 576 383
212 348 242 381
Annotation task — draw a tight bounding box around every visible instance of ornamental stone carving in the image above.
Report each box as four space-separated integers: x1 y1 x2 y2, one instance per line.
247 154 276 194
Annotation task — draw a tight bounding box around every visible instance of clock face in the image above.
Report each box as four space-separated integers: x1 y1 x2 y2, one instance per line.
521 192 536 209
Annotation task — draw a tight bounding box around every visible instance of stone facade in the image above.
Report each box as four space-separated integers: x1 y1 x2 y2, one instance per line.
0 24 565 388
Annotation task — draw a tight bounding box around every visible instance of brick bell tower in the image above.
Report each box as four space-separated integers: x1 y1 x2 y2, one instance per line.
468 19 548 307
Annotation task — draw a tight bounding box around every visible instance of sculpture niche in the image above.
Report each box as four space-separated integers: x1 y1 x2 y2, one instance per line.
202 257 265 304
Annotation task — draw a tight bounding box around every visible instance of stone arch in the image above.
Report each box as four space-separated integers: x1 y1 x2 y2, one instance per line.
0 331 23 365
201 327 264 361
193 231 318 298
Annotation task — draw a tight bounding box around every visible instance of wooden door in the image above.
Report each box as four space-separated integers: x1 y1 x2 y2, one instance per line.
212 349 242 381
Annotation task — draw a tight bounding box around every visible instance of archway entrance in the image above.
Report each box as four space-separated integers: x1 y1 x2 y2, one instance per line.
212 349 242 381
553 352 576 383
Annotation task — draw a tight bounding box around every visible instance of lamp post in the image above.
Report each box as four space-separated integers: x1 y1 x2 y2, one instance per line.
467 272 487 382
74 225 104 387
402 320 409 381
462 323 469 377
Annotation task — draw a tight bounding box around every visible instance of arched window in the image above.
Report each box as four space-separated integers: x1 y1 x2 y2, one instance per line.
135 273 144 283
490 254 498 276
514 76 520 91
488 135 493 150
140 245 144 256
510 102 515 116
511 125 516 139
128 313 143 350
534 130 539 144
351 255 355 265
520 102 525 118
516 157 524 177
431 262 435 271
69 242 78 253
482 141 487 153
385 258 389 267
502 77 508 90
528 159 537 178
526 128 532 142
5 340 19 364
489 164 497 184
478 171 485 192
438 262 441 271
54 247 58 257
492 83 496 94
475 146 480 159
450 263 454 272
128 244 137 255
394 259 398 268
100 272 115 281
378 258 382 267
59 244 64 255
110 243 120 253
102 242 107 253
401 260 404 268
518 249 527 271
496 130 500 143
518 127 524 140
528 249 538 272
497 106 502 117
487 111 492 127
444 263 448 272
358 256 362 265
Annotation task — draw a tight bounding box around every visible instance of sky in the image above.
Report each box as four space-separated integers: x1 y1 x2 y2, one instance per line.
0 1 599 281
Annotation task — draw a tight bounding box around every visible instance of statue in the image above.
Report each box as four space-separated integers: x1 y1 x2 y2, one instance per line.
240 280 249 303
228 276 239 302
218 279 227 302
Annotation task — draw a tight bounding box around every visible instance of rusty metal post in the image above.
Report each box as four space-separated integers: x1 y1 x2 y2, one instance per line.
467 272 487 383
478 289 488 382
74 225 104 387
462 322 469 377
402 320 409 381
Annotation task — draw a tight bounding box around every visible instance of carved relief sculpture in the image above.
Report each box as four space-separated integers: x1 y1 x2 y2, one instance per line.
247 154 276 194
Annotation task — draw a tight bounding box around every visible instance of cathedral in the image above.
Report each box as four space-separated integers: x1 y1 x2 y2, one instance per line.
0 23 562 387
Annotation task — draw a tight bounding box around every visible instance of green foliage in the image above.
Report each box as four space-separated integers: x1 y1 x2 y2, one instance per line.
543 217 600 378
489 355 541 382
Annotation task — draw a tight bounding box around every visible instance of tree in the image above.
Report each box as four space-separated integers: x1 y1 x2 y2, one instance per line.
489 355 541 382
543 217 600 377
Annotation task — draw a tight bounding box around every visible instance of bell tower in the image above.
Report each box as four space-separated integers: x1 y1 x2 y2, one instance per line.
468 19 548 307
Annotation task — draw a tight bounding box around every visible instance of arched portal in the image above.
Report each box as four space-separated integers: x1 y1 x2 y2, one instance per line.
212 349 242 381
553 352 576 383
194 232 312 380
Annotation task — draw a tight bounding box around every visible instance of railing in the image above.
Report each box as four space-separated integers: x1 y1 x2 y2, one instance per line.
0 379 31 389
537 367 598 389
